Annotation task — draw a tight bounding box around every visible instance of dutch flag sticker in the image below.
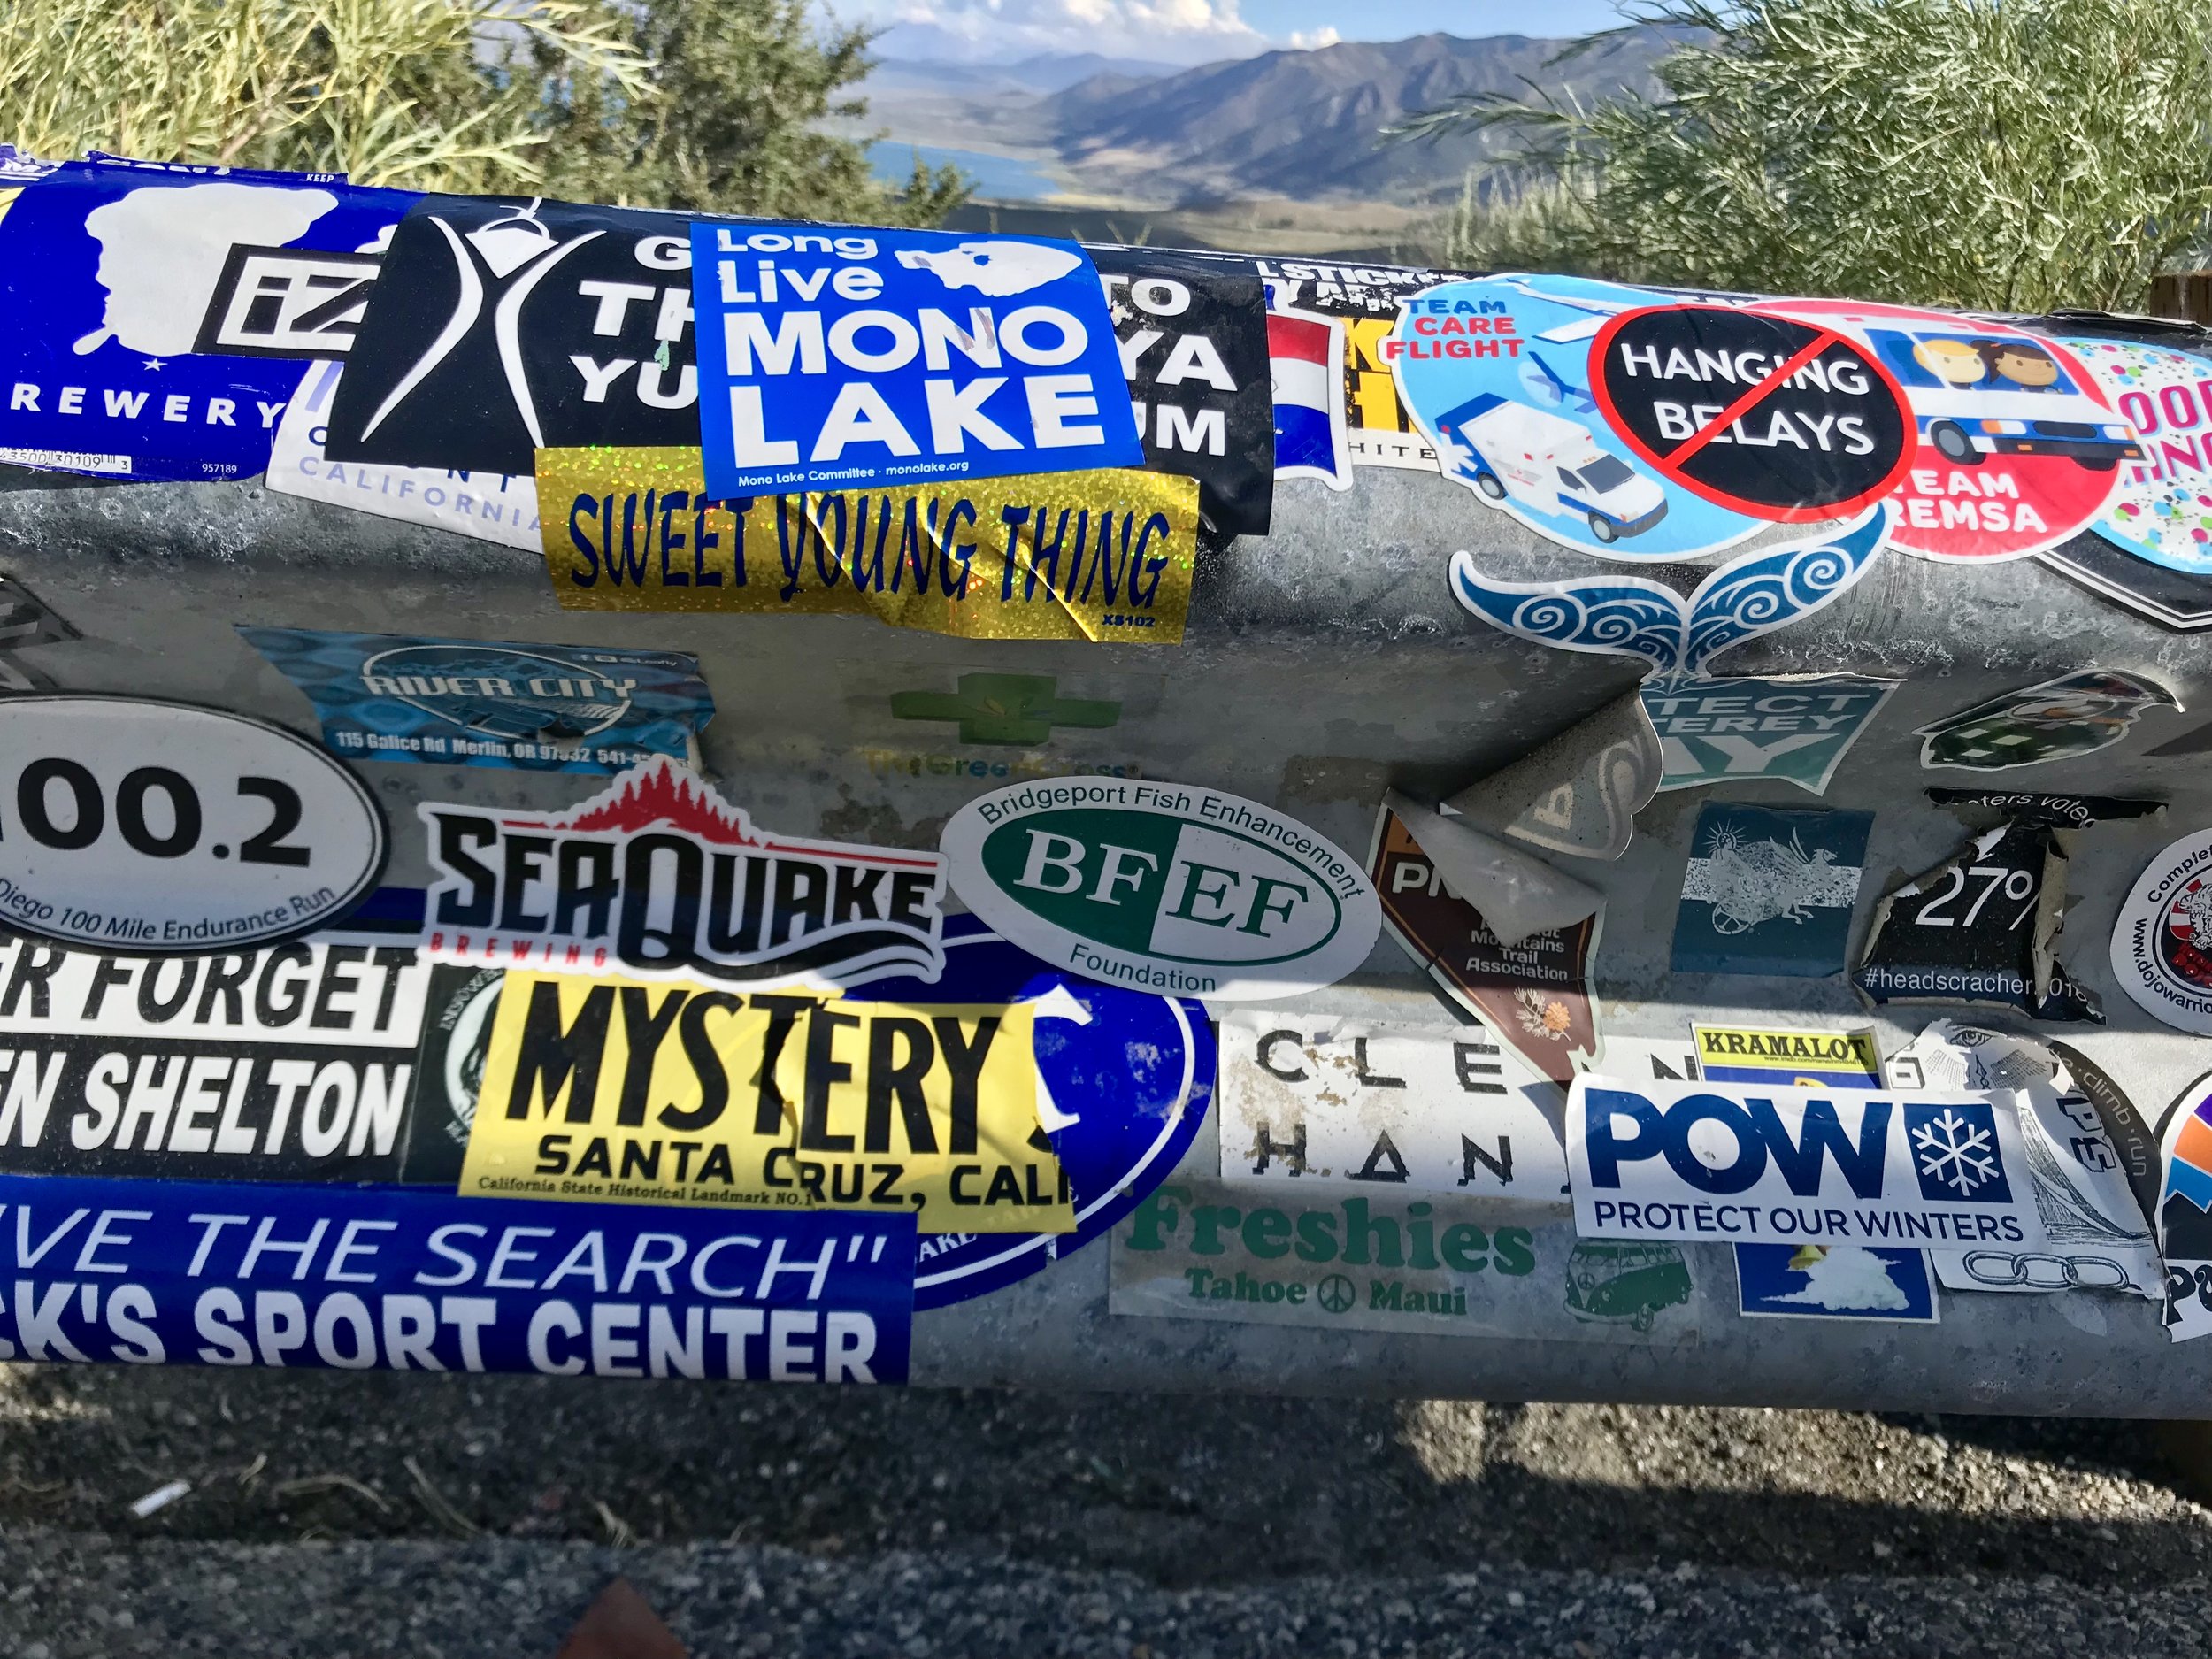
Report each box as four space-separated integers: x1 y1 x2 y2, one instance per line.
1267 307 1354 491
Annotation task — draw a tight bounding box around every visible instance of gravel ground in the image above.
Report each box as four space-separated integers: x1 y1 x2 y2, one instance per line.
0 1364 2208 1655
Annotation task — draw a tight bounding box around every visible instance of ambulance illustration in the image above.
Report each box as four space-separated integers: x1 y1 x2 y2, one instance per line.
1856 324 2139 470
1432 392 1669 543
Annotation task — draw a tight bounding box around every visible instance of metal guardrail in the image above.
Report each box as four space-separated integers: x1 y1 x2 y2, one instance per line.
0 155 2208 1409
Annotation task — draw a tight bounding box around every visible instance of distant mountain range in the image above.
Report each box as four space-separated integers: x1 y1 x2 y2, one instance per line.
855 31 1677 209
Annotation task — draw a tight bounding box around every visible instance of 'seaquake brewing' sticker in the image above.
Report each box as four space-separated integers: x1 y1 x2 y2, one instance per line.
419 757 947 992
941 778 1381 1000
0 696 387 953
2110 830 2212 1034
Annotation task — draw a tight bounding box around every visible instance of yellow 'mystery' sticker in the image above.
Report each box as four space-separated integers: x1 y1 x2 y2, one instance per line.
534 447 1196 643
465 971 1072 1233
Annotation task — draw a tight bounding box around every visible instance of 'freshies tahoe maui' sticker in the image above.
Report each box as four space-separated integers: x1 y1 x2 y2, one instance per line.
941 778 1380 1000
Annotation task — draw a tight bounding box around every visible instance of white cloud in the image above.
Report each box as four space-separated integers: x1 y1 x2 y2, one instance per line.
1770 1247 1911 1313
836 0 1271 65
1287 26 1340 46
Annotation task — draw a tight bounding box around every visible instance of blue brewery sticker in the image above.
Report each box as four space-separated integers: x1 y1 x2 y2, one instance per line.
0 158 413 481
239 627 713 772
692 222 1141 496
0 1171 913 1381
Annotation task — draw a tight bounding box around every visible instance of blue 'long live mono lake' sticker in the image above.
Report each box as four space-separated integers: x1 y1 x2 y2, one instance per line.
693 222 1141 497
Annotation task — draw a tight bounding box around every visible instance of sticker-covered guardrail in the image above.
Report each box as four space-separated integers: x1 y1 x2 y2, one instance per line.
2 149 2212 1410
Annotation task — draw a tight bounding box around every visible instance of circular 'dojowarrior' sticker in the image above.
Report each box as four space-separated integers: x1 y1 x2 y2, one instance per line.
941 777 1382 1000
845 917 1214 1310
2111 829 2212 1033
0 695 387 952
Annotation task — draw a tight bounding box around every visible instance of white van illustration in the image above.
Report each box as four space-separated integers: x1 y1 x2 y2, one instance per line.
1854 325 2140 470
1433 393 1668 543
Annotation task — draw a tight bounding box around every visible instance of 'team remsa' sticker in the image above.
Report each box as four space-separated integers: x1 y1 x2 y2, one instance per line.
1566 1076 2044 1248
693 224 1140 497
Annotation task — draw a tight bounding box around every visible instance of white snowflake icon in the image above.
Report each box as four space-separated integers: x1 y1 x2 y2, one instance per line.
1912 1107 2001 1197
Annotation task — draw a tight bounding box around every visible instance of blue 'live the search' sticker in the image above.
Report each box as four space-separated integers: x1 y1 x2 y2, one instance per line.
692 222 1141 497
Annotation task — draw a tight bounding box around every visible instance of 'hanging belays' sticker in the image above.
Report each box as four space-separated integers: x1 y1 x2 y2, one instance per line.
323 196 703 476
941 777 1382 1000
1566 1075 2045 1248
1751 298 2135 562
1641 672 1900 795
0 1171 915 1382
1589 303 1912 523
1855 818 2100 1022
461 969 1071 1233
0 695 388 954
1916 670 2177 771
0 157 411 481
533 447 1198 644
1394 274 1834 559
693 223 1141 498
419 757 947 992
1670 802 1872 979
1091 244 1273 537
265 360 542 550
1449 506 1887 677
1368 803 1601 1087
240 626 713 774
2110 829 2212 1035
1215 1013 1567 1195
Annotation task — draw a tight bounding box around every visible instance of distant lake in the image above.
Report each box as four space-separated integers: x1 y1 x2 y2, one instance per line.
866 142 1060 203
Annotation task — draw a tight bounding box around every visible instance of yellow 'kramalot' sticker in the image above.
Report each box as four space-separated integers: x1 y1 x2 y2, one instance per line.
1690 1024 1881 1088
464 972 1071 1232
534 447 1196 643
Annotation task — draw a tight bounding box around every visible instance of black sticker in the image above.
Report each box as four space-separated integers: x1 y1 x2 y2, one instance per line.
324 196 698 473
1591 305 1912 521
1924 788 2163 828
192 245 384 360
1087 245 1272 539
0 933 430 1182
1854 819 2101 1021
2049 1040 2160 1228
396 964 504 1186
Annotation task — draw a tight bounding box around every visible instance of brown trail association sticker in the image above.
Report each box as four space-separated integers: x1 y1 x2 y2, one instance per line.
1368 804 1601 1087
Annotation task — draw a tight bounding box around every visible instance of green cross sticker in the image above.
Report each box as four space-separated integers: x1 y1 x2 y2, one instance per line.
889 672 1121 747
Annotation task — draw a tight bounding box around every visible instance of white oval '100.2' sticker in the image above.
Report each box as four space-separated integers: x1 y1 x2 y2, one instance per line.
0 696 386 953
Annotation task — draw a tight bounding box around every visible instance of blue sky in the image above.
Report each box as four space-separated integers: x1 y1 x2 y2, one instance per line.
829 1 1633 66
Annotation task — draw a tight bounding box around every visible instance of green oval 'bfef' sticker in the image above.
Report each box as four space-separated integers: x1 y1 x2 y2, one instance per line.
941 780 1382 1000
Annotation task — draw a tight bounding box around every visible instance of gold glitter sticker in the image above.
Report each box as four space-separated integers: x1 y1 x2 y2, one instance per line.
534 448 1197 643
